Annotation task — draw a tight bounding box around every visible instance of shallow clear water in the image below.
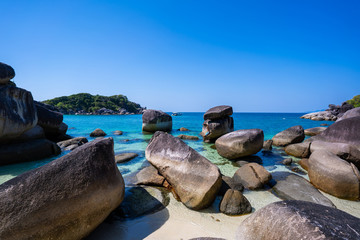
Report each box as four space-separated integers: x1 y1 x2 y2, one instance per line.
0 112 332 184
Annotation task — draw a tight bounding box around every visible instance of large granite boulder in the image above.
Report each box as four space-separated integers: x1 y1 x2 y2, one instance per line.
201 105 234 142
308 150 360 200
201 117 234 142
310 141 360 169
272 125 305 147
145 131 222 210
215 129 264 159
34 101 64 135
337 107 360 121
304 127 326 136
219 189 252 215
203 105 233 120
0 62 15 84
0 138 61 166
0 86 38 140
236 200 360 240
142 110 172 132
233 163 272 190
284 142 311 158
0 138 125 239
315 116 360 148
272 173 335 207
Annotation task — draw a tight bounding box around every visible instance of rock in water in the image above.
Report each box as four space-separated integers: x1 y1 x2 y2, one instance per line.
142 109 172 132
304 127 327 136
284 142 311 158
0 62 15 84
203 105 233 120
219 189 252 215
201 105 234 142
236 200 360 240
215 129 264 159
308 150 360 200
115 152 138 163
262 139 273 151
145 131 222 210
272 173 335 208
232 163 272 190
0 86 38 140
272 125 305 147
90 128 107 137
0 138 125 239
57 137 88 150
178 134 199 140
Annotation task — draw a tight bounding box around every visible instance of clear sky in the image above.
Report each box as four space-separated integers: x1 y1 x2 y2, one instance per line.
1 0 359 112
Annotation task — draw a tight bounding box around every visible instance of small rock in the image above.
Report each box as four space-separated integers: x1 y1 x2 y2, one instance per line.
263 139 273 151
203 105 233 120
113 130 123 135
320 123 328 126
90 128 107 137
282 158 292 165
179 127 189 131
115 153 138 163
135 165 165 186
178 134 199 140
219 189 252 215
57 137 88 149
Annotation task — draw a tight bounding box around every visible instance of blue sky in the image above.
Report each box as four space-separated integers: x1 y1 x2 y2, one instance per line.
1 0 359 112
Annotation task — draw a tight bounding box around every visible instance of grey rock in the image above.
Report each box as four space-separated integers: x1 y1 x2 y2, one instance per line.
203 105 233 120
135 165 166 186
90 128 107 137
113 130 123 135
282 158 292 165
233 163 272 190
16 125 45 142
236 200 360 240
200 117 234 142
142 109 172 132
115 152 138 163
304 127 326 136
308 150 360 200
57 137 88 150
0 138 125 240
178 134 199 140
272 172 335 207
284 142 311 158
0 86 38 140
34 101 64 135
0 62 15 84
272 125 305 147
146 131 222 210
115 187 169 219
215 129 264 159
218 176 244 196
337 107 360 121
263 139 273 151
0 138 61 166
220 189 252 215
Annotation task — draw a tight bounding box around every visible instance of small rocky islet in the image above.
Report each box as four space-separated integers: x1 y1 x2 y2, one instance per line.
0 63 360 239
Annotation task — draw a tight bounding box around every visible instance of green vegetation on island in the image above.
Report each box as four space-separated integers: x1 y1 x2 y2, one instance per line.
42 93 145 115
347 95 360 108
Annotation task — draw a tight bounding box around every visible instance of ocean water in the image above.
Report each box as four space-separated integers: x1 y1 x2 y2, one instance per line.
0 112 331 184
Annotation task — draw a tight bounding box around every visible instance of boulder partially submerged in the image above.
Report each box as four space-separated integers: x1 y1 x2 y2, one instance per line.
0 138 125 239
236 200 360 240
272 125 305 147
145 131 222 210
215 129 264 159
142 109 172 132
232 163 272 190
201 105 234 142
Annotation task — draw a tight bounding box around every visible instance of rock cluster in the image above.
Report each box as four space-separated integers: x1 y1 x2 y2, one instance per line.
301 102 354 121
200 105 234 142
142 110 172 133
0 62 68 166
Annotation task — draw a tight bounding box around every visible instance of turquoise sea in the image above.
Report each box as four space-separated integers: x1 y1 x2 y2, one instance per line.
0 112 332 184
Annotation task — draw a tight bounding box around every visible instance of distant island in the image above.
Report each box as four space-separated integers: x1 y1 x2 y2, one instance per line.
42 93 146 115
